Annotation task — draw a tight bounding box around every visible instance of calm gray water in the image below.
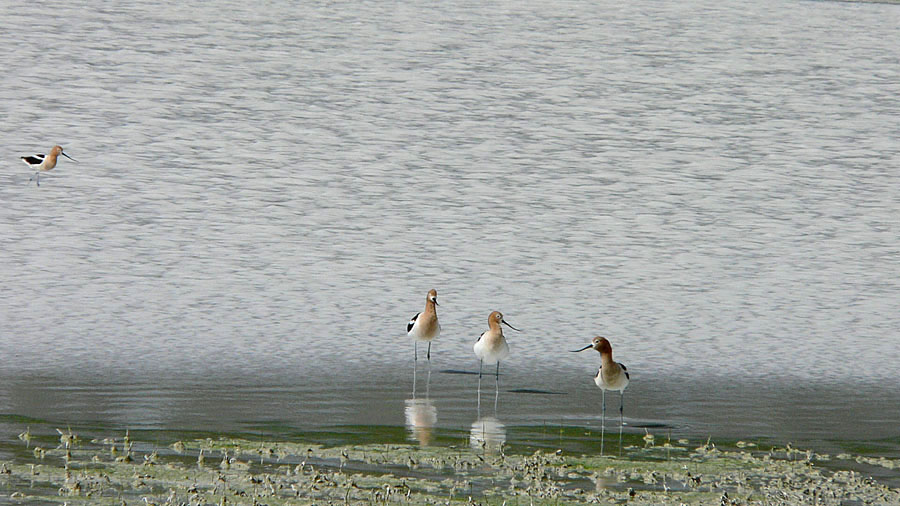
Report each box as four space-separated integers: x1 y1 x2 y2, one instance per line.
1 0 899 453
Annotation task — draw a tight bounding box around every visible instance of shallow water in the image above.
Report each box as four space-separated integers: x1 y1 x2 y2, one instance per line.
1 0 899 455
3 424 898 505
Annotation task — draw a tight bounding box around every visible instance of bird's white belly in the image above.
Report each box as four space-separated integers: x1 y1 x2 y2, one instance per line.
594 369 628 391
408 319 440 341
474 338 509 364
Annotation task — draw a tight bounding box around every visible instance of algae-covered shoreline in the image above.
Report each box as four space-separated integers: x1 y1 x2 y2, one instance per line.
2 421 900 505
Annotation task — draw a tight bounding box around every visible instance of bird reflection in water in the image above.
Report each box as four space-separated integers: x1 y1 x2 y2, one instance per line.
470 373 506 454
404 360 436 447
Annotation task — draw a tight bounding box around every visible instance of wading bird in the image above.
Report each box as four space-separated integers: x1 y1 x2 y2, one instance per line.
22 145 77 186
407 289 440 361
572 336 629 455
474 311 519 379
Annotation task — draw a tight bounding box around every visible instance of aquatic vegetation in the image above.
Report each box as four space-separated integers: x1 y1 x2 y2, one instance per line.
1 425 899 505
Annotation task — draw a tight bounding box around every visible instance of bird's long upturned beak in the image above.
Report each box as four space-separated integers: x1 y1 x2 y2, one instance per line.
502 319 520 331
61 152 77 162
570 344 593 353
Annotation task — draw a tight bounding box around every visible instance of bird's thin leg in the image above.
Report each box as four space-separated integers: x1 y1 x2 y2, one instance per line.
476 373 482 416
601 389 606 456
619 391 625 456
414 341 418 362
426 341 431 361
495 362 500 379
478 360 483 379
493 375 499 414
412 360 417 398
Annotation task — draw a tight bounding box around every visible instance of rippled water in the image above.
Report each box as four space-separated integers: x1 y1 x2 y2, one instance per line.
1 0 899 452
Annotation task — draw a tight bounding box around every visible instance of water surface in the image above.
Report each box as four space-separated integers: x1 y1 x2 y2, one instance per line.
1 0 899 455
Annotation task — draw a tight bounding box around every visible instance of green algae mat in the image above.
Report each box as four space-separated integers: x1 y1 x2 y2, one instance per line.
2 423 899 505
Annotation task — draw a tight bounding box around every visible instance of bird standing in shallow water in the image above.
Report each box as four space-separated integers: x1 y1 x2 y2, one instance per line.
22 145 77 186
474 311 520 379
407 289 440 361
572 336 630 455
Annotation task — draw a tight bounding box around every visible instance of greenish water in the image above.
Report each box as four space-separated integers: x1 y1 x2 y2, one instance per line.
2 416 900 505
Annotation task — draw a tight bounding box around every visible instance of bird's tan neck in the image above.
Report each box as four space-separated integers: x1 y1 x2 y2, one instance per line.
600 352 616 369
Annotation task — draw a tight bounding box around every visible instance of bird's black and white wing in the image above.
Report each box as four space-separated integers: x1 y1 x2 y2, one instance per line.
22 155 44 165
407 312 420 333
620 363 629 379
